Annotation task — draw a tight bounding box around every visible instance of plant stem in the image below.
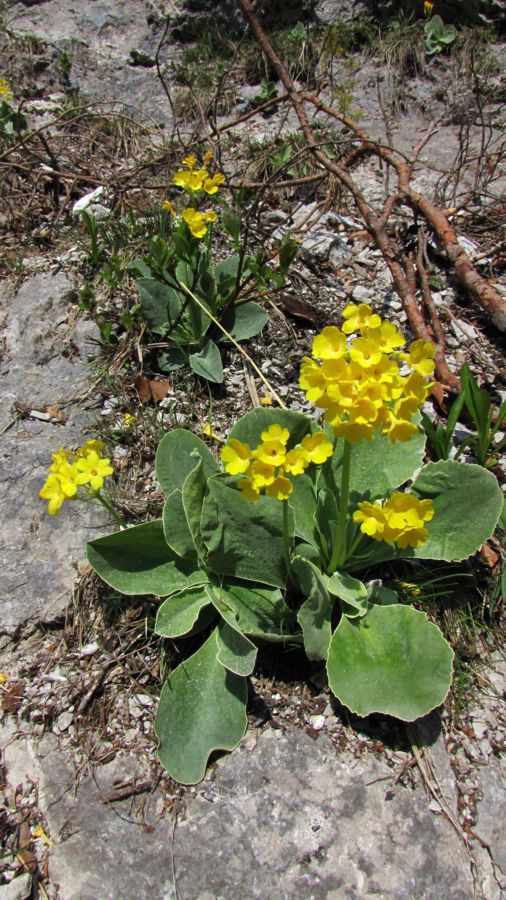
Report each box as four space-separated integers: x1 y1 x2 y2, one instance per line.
282 499 292 581
94 490 126 528
327 440 352 573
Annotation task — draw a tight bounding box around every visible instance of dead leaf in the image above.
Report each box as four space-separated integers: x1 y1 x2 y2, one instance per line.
43 404 67 424
430 381 447 410
2 680 25 714
279 295 321 325
479 542 499 572
134 375 171 404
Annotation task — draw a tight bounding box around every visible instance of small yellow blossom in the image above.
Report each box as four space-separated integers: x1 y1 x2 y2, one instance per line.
39 474 67 515
202 173 226 194
201 422 223 442
31 824 54 847
353 492 434 549
0 79 12 102
266 475 293 501
0 674 8 685
162 199 176 216
40 442 114 515
182 154 197 169
123 413 136 427
424 1 434 15
181 207 216 239
75 451 114 491
341 303 381 335
221 439 252 475
260 392 272 406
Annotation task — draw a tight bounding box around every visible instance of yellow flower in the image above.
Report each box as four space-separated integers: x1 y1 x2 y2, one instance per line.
249 460 277 488
75 451 114 491
201 422 223 442
237 477 260 502
354 492 434 548
181 207 216 238
39 474 66 515
123 413 136 427
204 149 214 165
261 423 290 445
312 326 346 361
162 199 176 216
348 337 383 369
182 154 197 169
31 824 54 847
221 439 252 475
424 1 434 15
260 392 272 406
266 475 293 501
50 447 72 472
0 79 12 102
403 340 436 377
363 322 405 354
300 432 333 465
202 173 226 194
341 303 381 335
253 439 286 467
0 674 8 685
284 446 308 476
77 439 105 458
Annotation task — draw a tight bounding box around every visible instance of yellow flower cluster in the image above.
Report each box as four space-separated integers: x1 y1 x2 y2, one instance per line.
39 440 114 515
221 424 333 502
299 303 435 444
353 492 435 549
0 79 12 102
163 152 225 239
172 153 226 195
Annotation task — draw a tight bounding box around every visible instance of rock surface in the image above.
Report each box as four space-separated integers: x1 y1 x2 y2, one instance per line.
0 272 108 636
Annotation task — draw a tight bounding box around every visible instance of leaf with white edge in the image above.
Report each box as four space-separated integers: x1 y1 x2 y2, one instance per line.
163 490 197 562
201 475 292 588
410 460 504 561
87 520 207 597
154 586 212 638
156 429 218 496
136 278 182 334
216 621 257 676
155 630 248 784
328 571 368 618
189 339 223 383
327 604 454 721
208 582 296 642
292 556 332 661
328 425 426 506
289 473 318 545
182 457 209 561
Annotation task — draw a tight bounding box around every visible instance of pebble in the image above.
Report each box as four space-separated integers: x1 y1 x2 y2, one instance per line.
309 715 326 731
57 711 74 731
352 285 374 302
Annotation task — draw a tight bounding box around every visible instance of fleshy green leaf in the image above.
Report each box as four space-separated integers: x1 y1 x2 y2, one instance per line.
182 457 210 561
136 278 182 334
155 630 248 784
289 473 318 545
201 474 292 587
155 586 212 638
328 426 426 505
327 604 453 720
86 520 206 596
220 301 268 342
410 460 504 561
216 621 257 676
292 556 332 661
156 429 218 496
163 490 197 561
328 571 368 618
189 339 224 383
208 582 295 641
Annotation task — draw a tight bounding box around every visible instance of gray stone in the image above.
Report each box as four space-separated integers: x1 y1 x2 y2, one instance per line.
0 273 108 635
0 874 32 900
474 756 506 875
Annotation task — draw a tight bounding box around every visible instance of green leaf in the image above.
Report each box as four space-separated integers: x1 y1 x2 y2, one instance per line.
162 490 197 561
212 255 241 302
87 520 206 596
327 604 454 721
156 429 219 496
182 457 209 561
292 556 332 661
158 347 187 372
289 472 318 546
220 301 268 342
189 339 224 383
136 278 182 334
201 475 292 587
229 407 313 449
278 235 298 275
328 425 426 505
155 586 212 638
216 621 257 676
208 582 294 641
155 630 248 784
410 460 504 561
328 571 368 618
314 487 339 558
221 210 241 243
